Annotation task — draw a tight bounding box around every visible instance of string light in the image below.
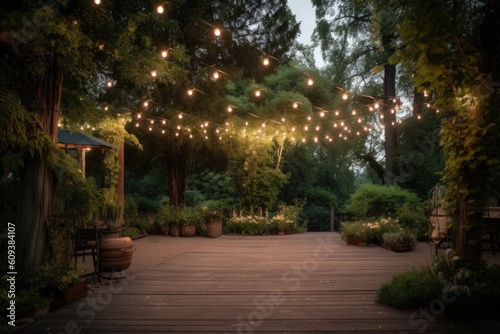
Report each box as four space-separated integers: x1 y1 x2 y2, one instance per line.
161 50 168 58
94 0 101 4
156 4 165 14
307 78 314 86
292 102 298 109
254 90 261 97
214 28 222 37
262 57 270 66
342 92 349 100
151 70 157 77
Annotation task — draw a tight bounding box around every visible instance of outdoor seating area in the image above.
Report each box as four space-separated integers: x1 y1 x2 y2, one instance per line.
2 1 500 333
17 233 500 333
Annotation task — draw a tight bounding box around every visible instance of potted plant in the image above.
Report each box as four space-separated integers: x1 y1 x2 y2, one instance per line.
271 214 292 235
99 188 122 238
160 205 182 237
180 207 197 237
201 207 224 238
382 230 417 252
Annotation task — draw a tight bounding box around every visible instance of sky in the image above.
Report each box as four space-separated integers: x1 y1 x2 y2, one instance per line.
287 0 325 67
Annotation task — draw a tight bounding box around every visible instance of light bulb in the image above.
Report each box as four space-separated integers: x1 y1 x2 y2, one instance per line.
227 106 233 112
255 90 261 97
262 58 270 66
212 71 219 79
292 102 298 109
214 28 222 37
156 5 164 14
187 89 194 96
342 92 348 100
94 0 100 5
151 70 157 77
161 50 168 58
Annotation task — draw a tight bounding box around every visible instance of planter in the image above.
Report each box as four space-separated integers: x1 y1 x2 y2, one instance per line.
346 236 361 245
181 225 196 237
49 278 87 312
159 224 169 235
98 236 136 273
169 223 180 237
101 229 121 239
207 219 223 238
391 243 412 252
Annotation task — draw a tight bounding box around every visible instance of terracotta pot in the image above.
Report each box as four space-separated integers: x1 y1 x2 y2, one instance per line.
101 229 121 239
207 219 223 238
181 225 196 237
392 243 411 252
98 236 136 273
346 236 361 245
169 223 180 237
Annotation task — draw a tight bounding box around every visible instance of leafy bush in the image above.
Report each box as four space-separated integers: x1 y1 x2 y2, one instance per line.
377 268 438 309
382 230 417 248
340 218 401 244
300 205 330 231
224 215 270 235
346 184 421 219
396 203 428 238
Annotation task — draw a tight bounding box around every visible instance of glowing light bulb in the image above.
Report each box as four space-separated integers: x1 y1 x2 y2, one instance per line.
162 120 166 124
162 130 165 134
143 101 148 107
307 78 314 86
262 58 270 66
178 114 183 119
342 92 348 100
351 110 356 115
150 120 154 124
375 103 380 109
151 70 157 77
187 89 194 96
227 106 233 112
292 102 298 109
106 81 113 87
161 50 168 58
319 112 325 117
212 71 219 79
94 0 100 5
335 111 339 116
104 106 108 111
255 90 261 97
156 5 164 14
136 123 139 127
214 28 222 37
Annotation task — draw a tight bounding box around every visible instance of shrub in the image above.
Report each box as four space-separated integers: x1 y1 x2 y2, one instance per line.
346 184 421 219
396 203 428 238
300 205 330 231
377 268 438 309
224 215 270 235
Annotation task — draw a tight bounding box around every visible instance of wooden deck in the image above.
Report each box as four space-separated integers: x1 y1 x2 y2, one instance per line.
18 233 499 333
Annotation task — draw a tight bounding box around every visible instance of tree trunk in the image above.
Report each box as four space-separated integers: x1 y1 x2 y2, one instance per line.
167 148 188 208
383 63 398 184
17 61 63 274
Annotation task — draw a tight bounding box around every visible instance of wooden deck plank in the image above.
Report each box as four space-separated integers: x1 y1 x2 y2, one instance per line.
17 233 499 333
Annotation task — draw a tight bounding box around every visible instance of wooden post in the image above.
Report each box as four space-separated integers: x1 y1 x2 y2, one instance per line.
330 208 335 232
118 141 125 224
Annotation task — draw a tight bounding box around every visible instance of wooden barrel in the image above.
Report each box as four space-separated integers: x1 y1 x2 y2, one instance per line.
98 236 136 273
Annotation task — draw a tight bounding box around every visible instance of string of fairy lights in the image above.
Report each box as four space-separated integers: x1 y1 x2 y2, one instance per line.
64 0 438 146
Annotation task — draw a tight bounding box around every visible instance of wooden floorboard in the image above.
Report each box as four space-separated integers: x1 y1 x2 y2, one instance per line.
17 233 500 333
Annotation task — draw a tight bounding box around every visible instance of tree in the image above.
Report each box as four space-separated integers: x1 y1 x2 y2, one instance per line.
126 0 300 209
0 0 181 273
394 0 500 264
312 0 403 184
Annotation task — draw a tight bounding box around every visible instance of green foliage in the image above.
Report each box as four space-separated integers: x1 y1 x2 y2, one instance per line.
340 218 402 244
229 140 289 209
396 203 428 238
346 183 422 219
300 205 330 231
382 230 417 248
377 269 438 309
224 215 270 236
0 92 53 158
